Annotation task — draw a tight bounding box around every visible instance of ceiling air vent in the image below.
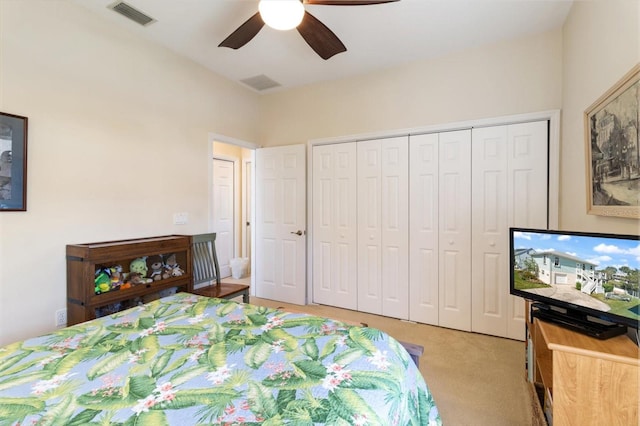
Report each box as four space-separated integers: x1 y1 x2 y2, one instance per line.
240 75 281 92
108 1 156 26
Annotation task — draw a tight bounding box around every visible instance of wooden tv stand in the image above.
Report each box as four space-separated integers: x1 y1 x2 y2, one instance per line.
527 316 639 425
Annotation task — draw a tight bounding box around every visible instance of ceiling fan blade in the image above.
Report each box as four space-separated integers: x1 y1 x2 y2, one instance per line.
219 12 265 49
303 0 399 5
297 11 346 60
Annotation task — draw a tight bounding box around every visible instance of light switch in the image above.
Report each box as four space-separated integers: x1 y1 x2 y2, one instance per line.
173 212 188 225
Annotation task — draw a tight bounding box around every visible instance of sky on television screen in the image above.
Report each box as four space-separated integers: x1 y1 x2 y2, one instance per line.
514 231 640 270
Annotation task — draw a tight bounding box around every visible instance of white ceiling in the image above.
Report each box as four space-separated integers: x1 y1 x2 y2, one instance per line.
71 0 574 93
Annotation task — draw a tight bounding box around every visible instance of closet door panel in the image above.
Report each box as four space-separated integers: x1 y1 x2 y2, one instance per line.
333 144 358 309
470 121 549 339
381 137 409 319
312 143 357 309
508 121 549 229
471 126 509 337
358 140 383 314
506 121 548 340
312 146 333 305
438 130 472 331
409 133 439 324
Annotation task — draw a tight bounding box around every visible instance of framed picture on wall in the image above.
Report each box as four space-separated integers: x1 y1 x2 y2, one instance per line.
584 64 640 219
0 112 28 211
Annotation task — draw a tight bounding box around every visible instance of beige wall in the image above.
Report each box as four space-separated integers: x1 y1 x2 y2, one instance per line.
0 1 260 345
259 29 563 146
560 0 639 235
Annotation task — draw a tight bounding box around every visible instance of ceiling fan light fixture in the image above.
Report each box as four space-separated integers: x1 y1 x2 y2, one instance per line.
258 0 305 31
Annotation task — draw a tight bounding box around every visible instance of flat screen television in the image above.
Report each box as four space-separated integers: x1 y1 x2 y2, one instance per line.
510 227 639 339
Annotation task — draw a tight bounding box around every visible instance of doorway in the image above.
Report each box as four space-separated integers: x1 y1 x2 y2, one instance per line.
212 158 235 278
212 139 255 284
209 135 308 304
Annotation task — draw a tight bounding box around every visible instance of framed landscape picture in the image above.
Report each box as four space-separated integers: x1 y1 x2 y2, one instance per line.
584 64 640 219
0 112 28 211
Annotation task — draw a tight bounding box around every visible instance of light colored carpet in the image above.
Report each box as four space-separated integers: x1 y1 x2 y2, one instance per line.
248 296 533 425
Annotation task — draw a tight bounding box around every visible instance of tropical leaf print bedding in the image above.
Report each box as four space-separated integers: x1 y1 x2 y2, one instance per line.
0 293 441 425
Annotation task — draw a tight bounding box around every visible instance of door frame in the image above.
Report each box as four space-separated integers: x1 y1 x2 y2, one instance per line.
208 133 258 294
306 109 561 303
242 158 252 272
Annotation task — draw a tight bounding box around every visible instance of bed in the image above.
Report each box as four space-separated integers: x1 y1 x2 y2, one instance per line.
0 293 441 425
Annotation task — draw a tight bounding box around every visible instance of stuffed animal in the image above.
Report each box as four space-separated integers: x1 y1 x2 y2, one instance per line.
94 267 112 294
148 255 164 281
122 272 145 289
163 253 184 278
129 257 151 283
110 265 124 290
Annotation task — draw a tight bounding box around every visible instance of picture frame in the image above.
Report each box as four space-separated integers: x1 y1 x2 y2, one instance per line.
584 64 640 219
0 112 28 211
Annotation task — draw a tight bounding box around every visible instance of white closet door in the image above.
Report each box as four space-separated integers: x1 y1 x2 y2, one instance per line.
471 121 548 339
312 143 358 309
357 139 383 314
471 125 509 337
438 130 472 331
357 137 409 318
381 137 409 319
507 121 548 228
409 133 440 325
506 121 548 339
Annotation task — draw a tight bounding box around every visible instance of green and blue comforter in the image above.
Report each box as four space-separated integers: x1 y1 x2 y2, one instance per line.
0 293 441 425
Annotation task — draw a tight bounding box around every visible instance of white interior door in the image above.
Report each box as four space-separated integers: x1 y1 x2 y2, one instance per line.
409 133 440 325
380 137 409 319
212 158 234 278
312 143 358 309
471 121 548 339
255 145 306 304
471 125 509 337
357 139 383 315
438 130 472 331
357 137 409 318
506 121 548 339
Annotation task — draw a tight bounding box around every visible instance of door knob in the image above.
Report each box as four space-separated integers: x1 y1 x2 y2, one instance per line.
291 230 304 236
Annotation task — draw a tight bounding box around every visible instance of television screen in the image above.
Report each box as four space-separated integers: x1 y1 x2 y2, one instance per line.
510 227 639 330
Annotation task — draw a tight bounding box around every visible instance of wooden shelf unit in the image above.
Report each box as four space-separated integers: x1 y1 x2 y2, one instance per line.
66 235 193 325
527 311 639 425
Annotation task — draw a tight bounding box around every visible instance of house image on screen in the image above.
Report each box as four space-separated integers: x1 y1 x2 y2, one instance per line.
529 251 604 295
514 248 538 270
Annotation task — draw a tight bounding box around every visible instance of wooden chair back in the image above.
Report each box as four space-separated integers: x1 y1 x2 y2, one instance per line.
192 233 221 286
191 233 250 303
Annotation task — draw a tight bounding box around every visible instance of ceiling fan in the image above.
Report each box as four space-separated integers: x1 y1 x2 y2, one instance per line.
219 0 400 60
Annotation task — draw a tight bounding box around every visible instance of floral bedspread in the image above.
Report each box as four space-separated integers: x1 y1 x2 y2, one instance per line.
0 293 441 425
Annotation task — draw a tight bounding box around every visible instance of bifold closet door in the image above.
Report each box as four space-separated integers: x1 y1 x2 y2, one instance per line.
312 143 358 310
471 121 548 339
438 130 472 331
409 133 440 325
357 137 409 319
